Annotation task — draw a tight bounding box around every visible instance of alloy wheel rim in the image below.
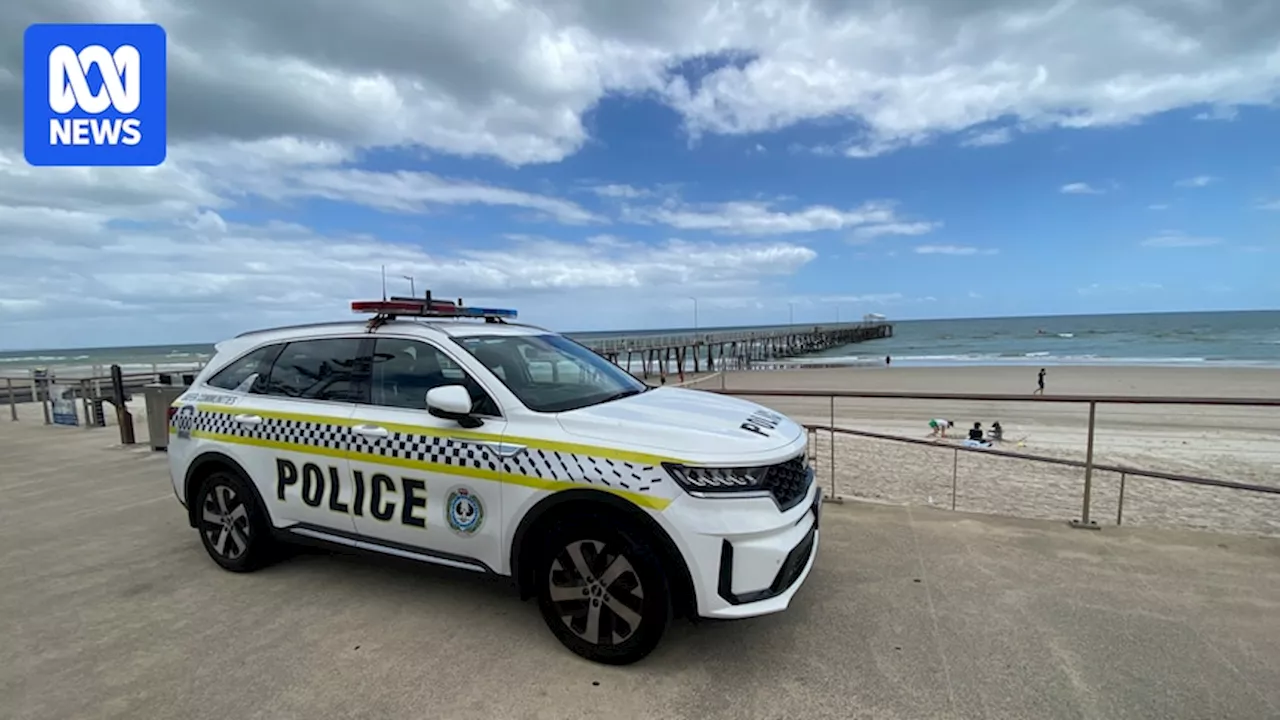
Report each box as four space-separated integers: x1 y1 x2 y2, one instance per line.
548 539 645 646
200 483 251 560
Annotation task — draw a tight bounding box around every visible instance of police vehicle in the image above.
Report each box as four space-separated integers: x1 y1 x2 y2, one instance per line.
167 294 821 665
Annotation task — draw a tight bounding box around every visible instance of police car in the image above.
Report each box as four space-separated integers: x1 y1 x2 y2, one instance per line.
167 294 821 665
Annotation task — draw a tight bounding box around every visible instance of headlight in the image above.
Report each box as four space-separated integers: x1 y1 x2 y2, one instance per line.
662 463 770 494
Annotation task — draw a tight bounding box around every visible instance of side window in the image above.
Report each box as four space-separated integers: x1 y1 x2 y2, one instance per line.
261 338 365 402
206 344 282 392
370 338 500 415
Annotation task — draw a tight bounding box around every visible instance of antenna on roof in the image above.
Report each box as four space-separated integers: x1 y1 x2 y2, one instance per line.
380 265 387 301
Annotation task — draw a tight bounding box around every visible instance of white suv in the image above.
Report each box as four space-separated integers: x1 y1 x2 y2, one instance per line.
167 298 821 665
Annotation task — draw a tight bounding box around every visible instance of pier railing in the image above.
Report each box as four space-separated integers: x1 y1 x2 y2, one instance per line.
707 387 1280 535
578 321 890 354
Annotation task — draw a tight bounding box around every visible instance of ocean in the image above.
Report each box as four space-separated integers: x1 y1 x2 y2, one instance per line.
1 310 1277 375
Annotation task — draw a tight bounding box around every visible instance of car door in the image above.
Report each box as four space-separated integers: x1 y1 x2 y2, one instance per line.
226 336 365 536
346 335 508 573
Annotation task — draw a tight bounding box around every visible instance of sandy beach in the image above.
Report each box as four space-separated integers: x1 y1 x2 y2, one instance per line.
684 365 1280 537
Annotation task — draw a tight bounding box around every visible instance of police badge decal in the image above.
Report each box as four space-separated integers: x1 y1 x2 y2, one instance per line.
445 486 484 536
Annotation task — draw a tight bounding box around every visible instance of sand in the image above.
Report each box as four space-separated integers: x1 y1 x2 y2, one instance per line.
684 366 1280 537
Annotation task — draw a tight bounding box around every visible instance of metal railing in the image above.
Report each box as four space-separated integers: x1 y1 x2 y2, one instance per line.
710 388 1280 531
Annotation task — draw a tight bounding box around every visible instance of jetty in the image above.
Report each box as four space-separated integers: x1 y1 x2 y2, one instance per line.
575 320 893 379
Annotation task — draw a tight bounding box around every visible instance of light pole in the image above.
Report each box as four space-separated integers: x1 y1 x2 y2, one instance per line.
401 275 416 296
688 297 698 329
788 302 795 325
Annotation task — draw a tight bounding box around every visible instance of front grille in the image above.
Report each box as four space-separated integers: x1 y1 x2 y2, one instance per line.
762 454 813 511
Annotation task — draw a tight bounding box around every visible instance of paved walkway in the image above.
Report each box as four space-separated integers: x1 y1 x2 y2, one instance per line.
2 413 1278 720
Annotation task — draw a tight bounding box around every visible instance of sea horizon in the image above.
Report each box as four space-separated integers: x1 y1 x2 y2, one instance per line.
1 308 1278 373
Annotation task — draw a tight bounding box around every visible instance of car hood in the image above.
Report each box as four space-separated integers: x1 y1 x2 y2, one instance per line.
555 387 804 464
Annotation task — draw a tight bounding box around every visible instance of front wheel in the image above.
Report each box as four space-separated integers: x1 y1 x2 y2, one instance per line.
534 515 671 665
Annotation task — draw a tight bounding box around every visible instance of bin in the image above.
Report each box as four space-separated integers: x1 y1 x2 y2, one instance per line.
143 383 188 451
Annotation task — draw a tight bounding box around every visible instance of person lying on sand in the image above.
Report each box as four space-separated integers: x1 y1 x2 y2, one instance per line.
928 418 953 438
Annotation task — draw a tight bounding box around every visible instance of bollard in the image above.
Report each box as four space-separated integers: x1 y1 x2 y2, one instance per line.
1070 401 1101 530
111 364 136 445
6 378 15 421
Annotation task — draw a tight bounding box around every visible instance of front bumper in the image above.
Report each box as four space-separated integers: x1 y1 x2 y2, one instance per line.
662 480 823 620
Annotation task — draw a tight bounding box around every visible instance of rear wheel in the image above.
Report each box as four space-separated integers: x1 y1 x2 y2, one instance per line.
194 470 275 573
534 514 670 665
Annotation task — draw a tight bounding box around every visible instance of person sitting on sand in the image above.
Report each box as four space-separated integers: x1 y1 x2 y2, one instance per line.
987 421 1004 442
928 418 953 438
968 422 984 442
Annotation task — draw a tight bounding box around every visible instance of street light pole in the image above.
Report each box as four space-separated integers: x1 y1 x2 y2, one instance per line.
401 275 416 296
688 297 698 329
788 302 794 325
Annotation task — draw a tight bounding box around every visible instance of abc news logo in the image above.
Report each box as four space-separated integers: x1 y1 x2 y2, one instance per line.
48 44 143 147
23 23 167 167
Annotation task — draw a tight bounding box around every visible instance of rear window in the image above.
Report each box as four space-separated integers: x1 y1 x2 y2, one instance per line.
261 338 365 402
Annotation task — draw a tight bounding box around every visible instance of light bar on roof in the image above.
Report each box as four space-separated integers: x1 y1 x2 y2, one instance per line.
351 298 518 319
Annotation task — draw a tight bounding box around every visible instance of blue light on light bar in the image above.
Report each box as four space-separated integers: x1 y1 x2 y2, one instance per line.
455 306 518 318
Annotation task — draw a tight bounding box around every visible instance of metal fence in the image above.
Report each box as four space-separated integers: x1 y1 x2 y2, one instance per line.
707 387 1280 532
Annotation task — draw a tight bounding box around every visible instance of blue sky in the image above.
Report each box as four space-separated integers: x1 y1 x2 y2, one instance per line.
1 0 1278 350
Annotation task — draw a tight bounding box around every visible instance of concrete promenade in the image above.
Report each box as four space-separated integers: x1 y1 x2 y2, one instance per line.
2 412 1279 719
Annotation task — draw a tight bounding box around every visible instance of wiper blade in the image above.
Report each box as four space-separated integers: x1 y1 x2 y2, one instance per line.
597 388 644 404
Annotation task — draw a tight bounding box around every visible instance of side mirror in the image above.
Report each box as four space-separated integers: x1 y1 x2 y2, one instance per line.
426 385 482 428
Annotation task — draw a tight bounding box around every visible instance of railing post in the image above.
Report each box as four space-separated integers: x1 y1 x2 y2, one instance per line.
951 448 958 511
1116 472 1126 526
6 378 16 421
1070 400 1101 530
829 395 836 499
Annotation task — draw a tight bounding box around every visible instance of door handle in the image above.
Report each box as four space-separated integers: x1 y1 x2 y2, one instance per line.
233 414 262 426
353 425 389 438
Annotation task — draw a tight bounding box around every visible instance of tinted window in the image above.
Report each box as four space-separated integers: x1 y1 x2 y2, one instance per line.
261 338 365 402
453 334 647 413
206 344 282 392
369 338 499 415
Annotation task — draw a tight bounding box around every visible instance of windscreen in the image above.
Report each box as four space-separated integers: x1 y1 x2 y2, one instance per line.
451 333 647 413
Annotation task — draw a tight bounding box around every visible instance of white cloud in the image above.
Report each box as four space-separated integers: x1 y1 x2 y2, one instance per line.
1194 106 1239 122
1060 182 1104 195
1148 203 1170 210
590 184 651 199
2 0 1276 167
1175 175 1219 188
622 199 919 236
1255 199 1280 210
1141 232 1223 248
960 127 1015 148
913 244 998 256
0 216 819 347
851 221 941 241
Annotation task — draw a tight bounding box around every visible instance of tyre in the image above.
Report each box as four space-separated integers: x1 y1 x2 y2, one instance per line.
534 513 671 665
193 469 275 573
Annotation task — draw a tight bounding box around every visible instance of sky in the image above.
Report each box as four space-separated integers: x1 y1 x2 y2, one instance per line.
0 0 1278 351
